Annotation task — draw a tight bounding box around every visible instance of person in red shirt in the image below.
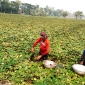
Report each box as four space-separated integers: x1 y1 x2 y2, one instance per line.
31 31 50 60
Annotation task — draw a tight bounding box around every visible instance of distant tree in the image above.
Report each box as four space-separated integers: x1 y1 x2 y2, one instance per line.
30 9 35 15
44 5 50 16
80 12 83 19
22 3 32 14
1 0 10 13
15 0 22 13
48 7 54 16
54 9 63 17
74 11 83 19
62 11 68 18
0 0 1 12
48 9 64 17
30 5 36 15
39 7 45 16
10 1 19 14
74 11 78 19
34 5 40 15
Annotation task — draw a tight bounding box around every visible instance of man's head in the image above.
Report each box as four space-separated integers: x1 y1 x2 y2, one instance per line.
40 31 48 39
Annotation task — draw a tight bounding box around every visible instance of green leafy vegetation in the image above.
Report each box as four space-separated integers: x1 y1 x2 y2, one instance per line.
0 13 85 85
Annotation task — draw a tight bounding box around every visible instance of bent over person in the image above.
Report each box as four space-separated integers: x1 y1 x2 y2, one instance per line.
31 31 50 61
80 50 85 65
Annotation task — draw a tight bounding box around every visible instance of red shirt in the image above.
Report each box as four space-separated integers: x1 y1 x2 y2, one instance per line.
32 37 50 56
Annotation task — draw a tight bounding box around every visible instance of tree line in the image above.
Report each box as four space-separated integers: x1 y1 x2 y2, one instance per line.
0 0 84 19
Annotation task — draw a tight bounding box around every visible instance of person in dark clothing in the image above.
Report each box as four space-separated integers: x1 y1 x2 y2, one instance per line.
80 50 85 65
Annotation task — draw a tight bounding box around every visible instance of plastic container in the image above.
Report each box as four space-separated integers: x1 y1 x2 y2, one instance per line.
43 60 57 68
72 64 85 75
